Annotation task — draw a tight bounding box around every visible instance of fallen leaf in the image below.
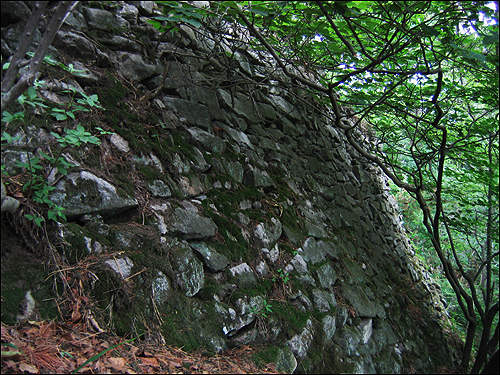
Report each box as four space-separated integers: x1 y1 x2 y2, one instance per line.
39 322 56 338
140 357 158 366
108 356 127 370
129 346 140 356
19 362 39 373
95 359 106 373
61 331 75 341
23 327 39 335
3 359 18 369
76 366 91 373
170 360 182 367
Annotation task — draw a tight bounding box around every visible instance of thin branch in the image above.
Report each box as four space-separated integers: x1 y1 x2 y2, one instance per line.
315 1 356 56
1 1 76 114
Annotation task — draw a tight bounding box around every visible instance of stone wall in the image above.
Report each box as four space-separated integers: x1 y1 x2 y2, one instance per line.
1 1 458 373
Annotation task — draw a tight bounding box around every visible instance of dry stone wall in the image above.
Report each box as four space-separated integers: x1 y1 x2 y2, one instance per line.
1 1 458 373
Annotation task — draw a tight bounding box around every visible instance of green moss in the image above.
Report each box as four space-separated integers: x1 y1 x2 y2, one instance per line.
252 345 280 368
136 164 161 181
197 285 219 301
228 281 269 304
0 247 61 324
272 300 310 333
157 295 224 354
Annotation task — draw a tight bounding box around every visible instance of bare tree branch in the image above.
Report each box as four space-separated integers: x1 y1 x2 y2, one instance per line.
1 1 77 114
2 1 48 94
315 1 356 57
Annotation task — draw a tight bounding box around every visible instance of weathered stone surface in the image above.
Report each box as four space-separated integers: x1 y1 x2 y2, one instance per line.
54 30 95 59
1 180 19 213
322 315 336 342
170 207 217 240
229 263 257 286
49 171 138 220
151 271 171 304
218 89 258 123
171 247 204 297
269 95 301 120
187 127 226 154
223 126 253 148
115 52 158 82
190 242 229 272
359 318 373 345
110 133 131 153
290 254 308 274
117 3 139 22
83 7 127 32
300 237 326 264
243 166 275 188
1 1 31 26
161 98 212 128
148 179 172 198
318 240 339 260
343 286 386 318
105 257 134 279
334 325 363 357
312 289 336 312
177 175 205 198
276 347 297 374
254 218 282 248
223 295 263 337
287 318 314 358
316 263 338 289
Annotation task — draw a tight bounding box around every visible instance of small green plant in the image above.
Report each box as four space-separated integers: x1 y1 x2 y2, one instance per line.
49 89 103 121
250 299 273 318
12 124 106 225
272 268 290 284
1 56 107 226
51 124 101 147
1 131 22 144
26 52 87 77
2 85 47 123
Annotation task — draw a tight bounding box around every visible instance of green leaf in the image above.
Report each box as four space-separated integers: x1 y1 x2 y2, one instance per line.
249 7 269 17
55 113 67 121
1 111 24 123
48 210 58 221
27 86 38 100
463 51 487 62
1 343 28 360
182 17 202 28
420 24 440 36
388 3 403 14
25 214 44 227
146 19 165 31
481 31 499 45
332 2 347 15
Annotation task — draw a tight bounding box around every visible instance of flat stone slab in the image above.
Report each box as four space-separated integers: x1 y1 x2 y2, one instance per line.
49 171 137 220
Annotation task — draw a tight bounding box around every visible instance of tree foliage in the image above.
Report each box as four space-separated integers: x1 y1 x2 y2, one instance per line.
148 1 498 372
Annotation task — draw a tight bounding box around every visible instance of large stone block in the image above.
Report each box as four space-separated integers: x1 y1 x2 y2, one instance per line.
49 171 137 220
